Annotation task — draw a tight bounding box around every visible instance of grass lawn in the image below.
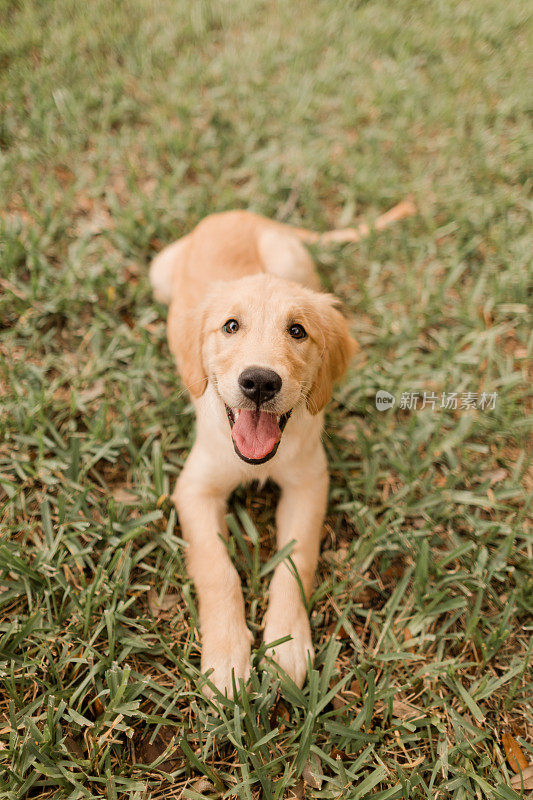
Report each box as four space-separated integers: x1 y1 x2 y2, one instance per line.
0 0 532 797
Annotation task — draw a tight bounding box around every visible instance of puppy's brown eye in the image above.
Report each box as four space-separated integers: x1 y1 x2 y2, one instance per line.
223 319 239 334
289 323 307 340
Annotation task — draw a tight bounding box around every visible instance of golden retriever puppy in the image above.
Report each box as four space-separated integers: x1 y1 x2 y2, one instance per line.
150 204 415 695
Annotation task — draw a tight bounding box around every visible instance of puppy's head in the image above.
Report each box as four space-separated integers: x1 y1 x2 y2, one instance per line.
170 274 356 465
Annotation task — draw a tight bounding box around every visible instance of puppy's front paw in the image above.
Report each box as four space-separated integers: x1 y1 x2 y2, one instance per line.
201 623 252 698
263 607 313 688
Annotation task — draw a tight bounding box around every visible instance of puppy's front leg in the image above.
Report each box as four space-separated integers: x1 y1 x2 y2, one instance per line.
173 452 251 696
263 451 329 687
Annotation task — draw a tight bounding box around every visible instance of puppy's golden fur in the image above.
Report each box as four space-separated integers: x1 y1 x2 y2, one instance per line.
150 205 414 694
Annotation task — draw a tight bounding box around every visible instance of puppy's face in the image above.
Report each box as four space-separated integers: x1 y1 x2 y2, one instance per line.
176 274 356 465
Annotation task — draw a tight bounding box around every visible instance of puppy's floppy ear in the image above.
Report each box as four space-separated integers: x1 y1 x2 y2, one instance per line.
306 296 358 414
167 299 208 398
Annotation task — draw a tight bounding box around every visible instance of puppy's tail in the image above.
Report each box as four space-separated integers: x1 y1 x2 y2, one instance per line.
290 197 417 245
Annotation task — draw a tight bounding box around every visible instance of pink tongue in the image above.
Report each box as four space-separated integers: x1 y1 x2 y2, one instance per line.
231 409 281 460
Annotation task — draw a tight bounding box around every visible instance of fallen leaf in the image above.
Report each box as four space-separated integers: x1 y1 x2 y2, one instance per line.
287 780 305 799
112 486 139 504
484 468 507 485
502 732 529 774
332 693 346 710
375 698 421 720
326 621 350 639
147 587 180 617
64 735 84 759
135 726 181 773
269 699 290 730
510 765 533 790
93 697 104 717
331 746 347 760
303 752 323 789
404 627 415 654
392 700 422 720
190 777 214 794
355 585 382 609
382 557 406 583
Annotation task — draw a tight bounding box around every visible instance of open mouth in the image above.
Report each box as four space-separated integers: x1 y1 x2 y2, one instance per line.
225 405 292 465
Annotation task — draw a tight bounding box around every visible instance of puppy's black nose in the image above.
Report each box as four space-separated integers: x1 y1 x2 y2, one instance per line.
238 367 282 404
